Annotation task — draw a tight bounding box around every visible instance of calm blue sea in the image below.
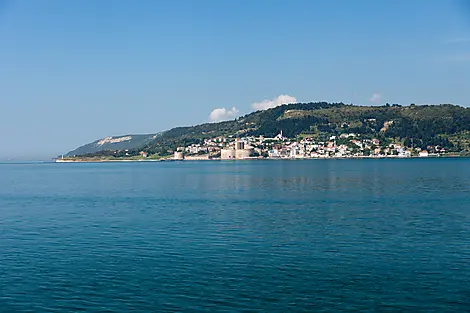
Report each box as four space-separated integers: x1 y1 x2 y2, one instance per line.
1 159 469 312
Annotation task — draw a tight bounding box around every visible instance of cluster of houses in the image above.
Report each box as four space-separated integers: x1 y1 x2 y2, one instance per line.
172 131 440 160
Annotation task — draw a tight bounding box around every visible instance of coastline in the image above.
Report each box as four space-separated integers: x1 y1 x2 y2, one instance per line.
55 158 166 163
54 154 468 163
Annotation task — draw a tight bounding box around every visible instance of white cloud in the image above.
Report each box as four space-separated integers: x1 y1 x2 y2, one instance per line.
208 107 239 122
251 94 297 111
369 93 381 103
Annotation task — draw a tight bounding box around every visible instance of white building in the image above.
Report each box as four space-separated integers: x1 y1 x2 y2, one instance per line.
268 149 280 158
174 151 184 160
419 150 429 157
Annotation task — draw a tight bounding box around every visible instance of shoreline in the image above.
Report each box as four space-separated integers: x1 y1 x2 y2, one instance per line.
54 154 468 163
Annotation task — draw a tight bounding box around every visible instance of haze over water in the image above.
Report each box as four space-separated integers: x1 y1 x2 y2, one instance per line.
1 159 469 311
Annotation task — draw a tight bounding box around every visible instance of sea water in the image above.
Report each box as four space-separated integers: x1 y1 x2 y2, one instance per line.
0 159 469 312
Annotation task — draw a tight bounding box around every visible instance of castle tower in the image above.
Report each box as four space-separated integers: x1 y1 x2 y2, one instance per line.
235 139 244 150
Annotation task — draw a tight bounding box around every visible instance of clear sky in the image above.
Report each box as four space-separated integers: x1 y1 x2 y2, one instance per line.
1 0 470 159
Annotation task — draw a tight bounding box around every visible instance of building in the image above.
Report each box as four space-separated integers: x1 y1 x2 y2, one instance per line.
221 141 254 160
419 150 429 157
174 151 184 160
221 149 236 159
235 140 245 150
235 148 253 159
184 155 210 160
268 149 280 158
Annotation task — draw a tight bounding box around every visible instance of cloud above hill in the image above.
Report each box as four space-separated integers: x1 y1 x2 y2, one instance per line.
207 94 297 122
208 107 239 122
251 94 297 111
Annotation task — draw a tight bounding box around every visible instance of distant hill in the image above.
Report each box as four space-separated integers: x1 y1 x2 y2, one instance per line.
67 102 470 157
65 134 159 156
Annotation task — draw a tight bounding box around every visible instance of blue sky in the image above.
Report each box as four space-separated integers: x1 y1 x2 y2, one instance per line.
1 0 470 159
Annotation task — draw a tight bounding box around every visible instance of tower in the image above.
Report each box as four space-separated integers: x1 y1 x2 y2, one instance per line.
235 139 244 150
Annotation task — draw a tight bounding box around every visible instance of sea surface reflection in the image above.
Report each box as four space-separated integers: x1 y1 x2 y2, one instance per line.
0 159 469 311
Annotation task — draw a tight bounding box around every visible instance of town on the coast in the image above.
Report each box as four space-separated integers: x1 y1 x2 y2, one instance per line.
57 103 470 162
172 131 441 161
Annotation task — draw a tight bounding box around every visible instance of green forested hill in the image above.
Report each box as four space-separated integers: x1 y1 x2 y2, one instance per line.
70 102 470 157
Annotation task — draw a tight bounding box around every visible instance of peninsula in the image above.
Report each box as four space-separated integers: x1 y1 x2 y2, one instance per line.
59 102 470 162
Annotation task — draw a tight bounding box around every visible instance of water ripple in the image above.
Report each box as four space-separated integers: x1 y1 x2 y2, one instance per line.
0 159 469 312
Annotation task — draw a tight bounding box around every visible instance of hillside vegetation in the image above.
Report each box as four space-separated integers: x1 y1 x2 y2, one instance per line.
69 102 470 157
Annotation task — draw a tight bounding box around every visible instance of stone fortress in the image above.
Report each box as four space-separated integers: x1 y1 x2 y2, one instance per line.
220 140 255 160
174 138 254 160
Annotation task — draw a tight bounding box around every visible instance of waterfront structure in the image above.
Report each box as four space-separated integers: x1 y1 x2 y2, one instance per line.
219 139 254 160
221 149 236 159
235 140 244 150
184 155 210 160
174 151 184 160
419 150 429 157
235 147 253 159
170 131 449 161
